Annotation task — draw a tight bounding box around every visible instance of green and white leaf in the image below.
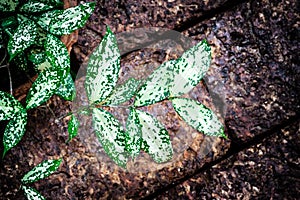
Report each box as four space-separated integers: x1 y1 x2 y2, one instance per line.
0 91 23 121
92 108 128 168
104 78 141 106
34 0 63 7
22 159 62 184
17 14 29 24
170 40 211 96
171 98 225 138
28 51 47 70
85 26 120 104
125 108 142 158
3 109 27 157
49 2 95 35
45 34 70 78
36 60 52 72
19 0 54 13
7 19 38 60
36 10 63 32
12 52 28 71
26 67 61 110
134 60 175 106
55 74 76 101
136 109 173 163
67 114 79 142
34 26 48 47
0 0 18 12
22 185 45 200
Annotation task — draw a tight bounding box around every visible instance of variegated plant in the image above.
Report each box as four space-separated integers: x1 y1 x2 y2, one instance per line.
67 26 226 168
21 158 62 200
0 1 95 158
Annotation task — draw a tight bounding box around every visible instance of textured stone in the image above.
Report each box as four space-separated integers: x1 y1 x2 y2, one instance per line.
0 0 299 199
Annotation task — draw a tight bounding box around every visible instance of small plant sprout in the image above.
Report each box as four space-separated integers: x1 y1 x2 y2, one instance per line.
67 26 226 168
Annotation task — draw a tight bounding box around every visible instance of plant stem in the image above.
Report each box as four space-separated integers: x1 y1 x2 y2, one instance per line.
0 64 9 69
0 50 7 66
7 64 13 95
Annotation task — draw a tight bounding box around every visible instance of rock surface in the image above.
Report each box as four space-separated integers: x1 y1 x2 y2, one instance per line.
0 0 299 199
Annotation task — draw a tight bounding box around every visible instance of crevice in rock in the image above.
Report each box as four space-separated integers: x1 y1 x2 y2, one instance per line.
141 113 300 200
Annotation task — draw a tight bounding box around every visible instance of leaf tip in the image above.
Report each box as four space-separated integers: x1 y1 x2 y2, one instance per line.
106 25 112 34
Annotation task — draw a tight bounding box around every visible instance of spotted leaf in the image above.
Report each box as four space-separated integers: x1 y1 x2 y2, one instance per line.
55 74 76 101
125 108 142 158
22 159 62 184
12 52 28 71
171 98 225 138
36 10 63 32
28 51 47 71
26 67 61 110
134 60 175 106
49 2 95 35
2 109 27 157
170 40 211 96
67 114 79 142
45 34 70 78
0 0 18 12
104 78 141 106
19 0 54 13
7 19 37 60
92 108 128 168
85 26 120 104
136 109 173 163
0 91 23 121
22 185 45 200
37 0 63 7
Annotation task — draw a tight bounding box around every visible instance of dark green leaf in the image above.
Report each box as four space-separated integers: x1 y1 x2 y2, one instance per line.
45 34 70 78
55 74 76 101
22 159 62 184
49 2 95 35
7 19 38 60
85 26 120 104
92 108 128 168
170 40 211 96
136 109 173 163
3 109 27 157
20 0 54 13
1 16 18 29
125 108 142 158
171 98 226 138
67 114 79 142
26 67 61 110
0 0 18 12
104 78 141 106
134 60 175 106
0 91 23 121
1 16 17 37
22 185 45 200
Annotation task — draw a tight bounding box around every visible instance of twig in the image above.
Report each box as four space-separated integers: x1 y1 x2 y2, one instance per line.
0 64 9 69
0 50 7 66
7 64 13 95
